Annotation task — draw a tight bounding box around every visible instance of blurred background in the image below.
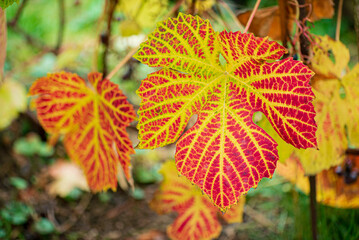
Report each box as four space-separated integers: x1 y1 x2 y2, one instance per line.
0 0 359 239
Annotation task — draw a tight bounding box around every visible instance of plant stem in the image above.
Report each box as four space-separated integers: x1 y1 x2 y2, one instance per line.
102 0 117 77
309 175 317 240
353 0 359 61
189 0 197 14
297 0 310 64
9 0 28 27
278 0 289 49
54 0 65 54
336 0 344 41
243 0 261 33
105 47 138 80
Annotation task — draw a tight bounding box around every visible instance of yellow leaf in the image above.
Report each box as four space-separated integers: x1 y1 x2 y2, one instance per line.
277 155 359 208
0 81 27 129
311 35 349 79
294 80 347 174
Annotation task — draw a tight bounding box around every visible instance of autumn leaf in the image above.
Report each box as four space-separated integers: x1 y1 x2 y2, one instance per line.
281 36 359 175
0 80 27 129
0 8 6 82
29 72 136 192
47 160 89 197
237 6 295 41
0 0 19 9
151 161 245 240
237 0 334 40
311 35 350 80
277 155 359 208
135 13 317 210
117 0 168 36
294 80 347 174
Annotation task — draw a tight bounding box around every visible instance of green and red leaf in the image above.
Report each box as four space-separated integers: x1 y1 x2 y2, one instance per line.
29 72 136 191
135 13 317 210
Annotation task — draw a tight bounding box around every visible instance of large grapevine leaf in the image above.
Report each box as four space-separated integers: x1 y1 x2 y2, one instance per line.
151 161 245 240
277 155 359 208
29 72 136 191
0 0 19 9
135 13 317 210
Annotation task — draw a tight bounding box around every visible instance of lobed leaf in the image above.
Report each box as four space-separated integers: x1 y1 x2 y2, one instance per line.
29 72 136 191
136 13 317 210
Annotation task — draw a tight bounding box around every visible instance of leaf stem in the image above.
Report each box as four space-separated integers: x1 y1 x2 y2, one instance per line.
244 0 261 33
335 0 344 41
102 0 118 77
54 0 65 54
105 0 184 80
309 175 317 240
105 47 138 80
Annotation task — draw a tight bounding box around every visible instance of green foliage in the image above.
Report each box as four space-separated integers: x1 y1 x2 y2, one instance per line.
0 201 33 225
9 177 28 190
0 0 19 10
13 134 54 157
34 218 55 235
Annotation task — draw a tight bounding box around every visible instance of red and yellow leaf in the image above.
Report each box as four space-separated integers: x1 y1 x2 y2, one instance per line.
151 161 245 240
29 72 136 191
135 13 317 210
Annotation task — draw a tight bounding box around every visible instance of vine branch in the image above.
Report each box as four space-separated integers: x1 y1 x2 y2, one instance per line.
244 0 261 33
102 0 118 77
54 0 65 54
336 0 343 41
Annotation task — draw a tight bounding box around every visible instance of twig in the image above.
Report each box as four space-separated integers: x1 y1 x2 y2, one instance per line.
278 0 289 49
165 0 185 19
244 0 261 33
218 0 244 31
92 1 107 72
105 47 138 80
57 194 92 233
244 205 275 229
105 0 184 80
54 0 65 54
102 0 118 76
9 0 28 27
9 25 51 51
297 0 311 64
189 0 197 14
354 0 359 61
309 175 317 240
336 0 344 41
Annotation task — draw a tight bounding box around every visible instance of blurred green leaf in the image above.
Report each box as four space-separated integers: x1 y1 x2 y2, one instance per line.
98 192 111 203
130 188 145 200
134 165 162 184
13 134 54 157
9 177 28 190
34 218 55 235
0 202 33 225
